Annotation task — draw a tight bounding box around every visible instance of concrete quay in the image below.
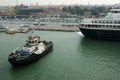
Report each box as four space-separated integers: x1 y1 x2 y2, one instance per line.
0 21 80 33
30 22 79 32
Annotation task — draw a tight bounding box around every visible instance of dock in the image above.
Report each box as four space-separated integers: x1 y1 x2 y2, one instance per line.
0 20 79 33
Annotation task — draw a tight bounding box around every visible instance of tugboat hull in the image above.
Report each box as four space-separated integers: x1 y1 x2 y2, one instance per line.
79 27 120 41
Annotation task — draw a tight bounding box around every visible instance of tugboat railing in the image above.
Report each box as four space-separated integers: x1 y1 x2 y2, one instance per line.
12 47 20 53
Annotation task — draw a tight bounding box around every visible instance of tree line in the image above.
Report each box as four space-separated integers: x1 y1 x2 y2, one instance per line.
62 5 112 17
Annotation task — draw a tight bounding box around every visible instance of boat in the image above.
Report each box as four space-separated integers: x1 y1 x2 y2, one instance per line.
17 27 29 33
6 28 17 34
0 24 6 32
79 9 120 41
8 33 53 66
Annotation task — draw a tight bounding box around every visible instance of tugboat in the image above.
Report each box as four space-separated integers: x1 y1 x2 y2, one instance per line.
8 33 53 66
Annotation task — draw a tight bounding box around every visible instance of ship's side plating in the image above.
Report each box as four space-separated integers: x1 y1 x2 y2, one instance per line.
79 27 120 41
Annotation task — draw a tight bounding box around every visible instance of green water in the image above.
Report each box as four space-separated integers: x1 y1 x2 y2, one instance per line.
0 31 120 80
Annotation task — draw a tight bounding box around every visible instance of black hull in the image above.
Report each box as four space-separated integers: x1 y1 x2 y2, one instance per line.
79 27 120 41
8 42 53 66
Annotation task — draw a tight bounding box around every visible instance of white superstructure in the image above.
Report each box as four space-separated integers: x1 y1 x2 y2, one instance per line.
80 9 120 29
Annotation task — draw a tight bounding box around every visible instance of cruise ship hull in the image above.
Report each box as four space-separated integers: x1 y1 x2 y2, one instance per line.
79 27 120 41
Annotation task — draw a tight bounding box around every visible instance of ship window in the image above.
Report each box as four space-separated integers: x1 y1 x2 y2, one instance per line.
110 26 112 28
110 21 112 23
112 11 119 13
106 21 108 23
115 21 117 24
88 25 90 27
114 25 116 28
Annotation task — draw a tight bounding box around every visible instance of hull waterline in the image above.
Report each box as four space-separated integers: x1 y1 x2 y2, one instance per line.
79 27 120 41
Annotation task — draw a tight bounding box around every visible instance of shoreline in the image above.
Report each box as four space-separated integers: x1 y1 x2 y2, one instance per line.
29 22 79 32
0 21 80 33
30 26 79 32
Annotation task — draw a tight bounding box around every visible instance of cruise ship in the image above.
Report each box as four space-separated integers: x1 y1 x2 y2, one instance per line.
79 9 120 41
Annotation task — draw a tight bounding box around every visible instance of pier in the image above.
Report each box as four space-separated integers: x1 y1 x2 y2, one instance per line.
0 20 79 34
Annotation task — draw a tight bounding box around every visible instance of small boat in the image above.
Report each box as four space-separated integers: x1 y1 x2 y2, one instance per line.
6 28 17 34
17 27 29 33
0 24 6 32
8 34 53 66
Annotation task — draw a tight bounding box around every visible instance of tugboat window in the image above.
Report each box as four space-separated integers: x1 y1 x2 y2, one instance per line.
35 40 37 42
32 41 34 43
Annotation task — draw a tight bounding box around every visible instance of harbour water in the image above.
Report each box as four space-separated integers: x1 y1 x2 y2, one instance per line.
0 31 120 80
